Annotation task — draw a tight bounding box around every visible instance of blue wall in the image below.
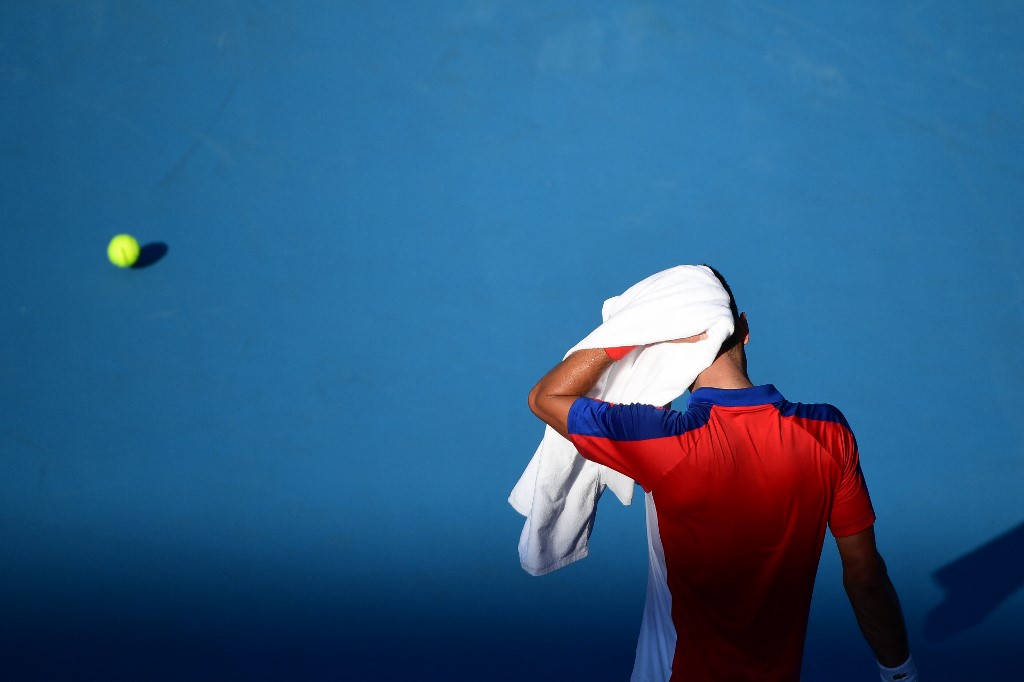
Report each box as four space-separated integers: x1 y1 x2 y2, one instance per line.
2 2 1022 679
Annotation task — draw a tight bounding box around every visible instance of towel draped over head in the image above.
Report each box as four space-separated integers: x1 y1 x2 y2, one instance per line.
509 265 735 576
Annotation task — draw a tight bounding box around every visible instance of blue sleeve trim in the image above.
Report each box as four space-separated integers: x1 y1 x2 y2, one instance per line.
776 400 851 430
569 397 712 441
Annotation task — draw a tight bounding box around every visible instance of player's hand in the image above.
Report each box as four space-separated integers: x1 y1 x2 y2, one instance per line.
666 331 709 344
606 331 709 361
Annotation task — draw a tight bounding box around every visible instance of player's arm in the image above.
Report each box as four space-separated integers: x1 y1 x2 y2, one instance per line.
528 332 709 440
528 349 614 440
836 526 917 679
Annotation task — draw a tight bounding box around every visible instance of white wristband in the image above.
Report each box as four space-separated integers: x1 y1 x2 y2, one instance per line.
878 654 918 682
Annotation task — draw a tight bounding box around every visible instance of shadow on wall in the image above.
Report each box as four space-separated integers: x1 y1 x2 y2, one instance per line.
925 521 1024 641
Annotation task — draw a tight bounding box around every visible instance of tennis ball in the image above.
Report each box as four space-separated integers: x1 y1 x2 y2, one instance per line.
108 234 140 268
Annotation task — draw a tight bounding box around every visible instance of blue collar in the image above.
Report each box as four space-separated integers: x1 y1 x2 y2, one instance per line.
688 384 784 407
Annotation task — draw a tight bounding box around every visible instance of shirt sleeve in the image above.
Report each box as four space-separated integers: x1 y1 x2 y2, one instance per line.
828 421 876 537
567 397 690 491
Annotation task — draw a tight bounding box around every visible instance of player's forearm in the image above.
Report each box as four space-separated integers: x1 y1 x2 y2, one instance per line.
528 348 615 439
844 569 910 668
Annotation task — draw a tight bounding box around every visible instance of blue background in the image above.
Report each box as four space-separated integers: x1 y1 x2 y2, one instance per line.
2 2 1022 679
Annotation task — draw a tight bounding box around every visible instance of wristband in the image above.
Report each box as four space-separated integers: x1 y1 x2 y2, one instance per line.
878 655 918 682
604 345 637 361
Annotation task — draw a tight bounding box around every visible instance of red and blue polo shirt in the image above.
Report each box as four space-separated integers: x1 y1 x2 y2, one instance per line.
568 384 875 681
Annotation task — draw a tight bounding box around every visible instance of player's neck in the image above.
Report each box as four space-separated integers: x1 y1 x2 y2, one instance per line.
691 354 754 392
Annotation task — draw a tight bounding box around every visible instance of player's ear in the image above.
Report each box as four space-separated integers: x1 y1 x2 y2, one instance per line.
739 312 750 345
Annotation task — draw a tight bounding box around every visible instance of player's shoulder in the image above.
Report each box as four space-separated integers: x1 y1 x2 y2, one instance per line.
776 399 852 432
776 399 859 460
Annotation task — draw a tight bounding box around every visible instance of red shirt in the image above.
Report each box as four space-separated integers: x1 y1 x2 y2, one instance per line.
568 385 875 681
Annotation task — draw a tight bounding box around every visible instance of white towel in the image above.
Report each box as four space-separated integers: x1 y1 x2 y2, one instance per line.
509 265 735 576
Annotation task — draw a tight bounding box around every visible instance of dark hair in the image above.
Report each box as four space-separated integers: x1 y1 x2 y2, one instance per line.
702 264 743 353
702 264 739 323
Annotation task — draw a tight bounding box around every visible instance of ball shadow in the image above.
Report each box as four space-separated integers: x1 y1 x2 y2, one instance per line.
132 242 169 269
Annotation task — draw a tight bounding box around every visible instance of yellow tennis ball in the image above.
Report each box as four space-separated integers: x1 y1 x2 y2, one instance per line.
107 234 140 268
